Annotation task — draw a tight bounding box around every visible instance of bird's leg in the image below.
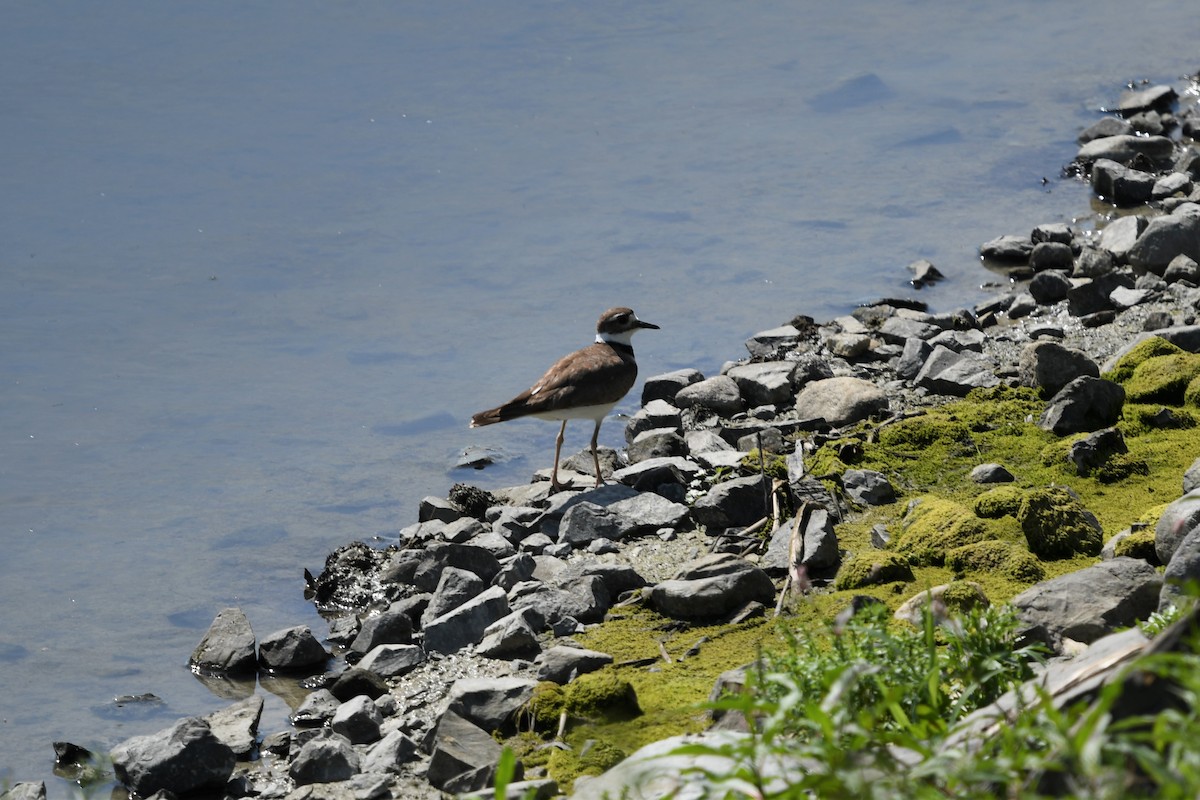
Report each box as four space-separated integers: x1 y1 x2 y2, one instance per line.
550 420 568 492
590 420 603 487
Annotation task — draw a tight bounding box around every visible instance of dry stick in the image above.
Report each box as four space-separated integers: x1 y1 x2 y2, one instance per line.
658 640 673 664
774 509 807 617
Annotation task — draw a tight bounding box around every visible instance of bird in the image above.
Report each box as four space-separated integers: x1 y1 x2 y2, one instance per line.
470 307 659 492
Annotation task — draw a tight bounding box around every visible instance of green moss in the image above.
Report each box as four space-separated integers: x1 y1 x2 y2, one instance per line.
973 486 1026 518
945 539 1046 583
894 497 990 565
1112 528 1158 562
740 449 790 481
1186 374 1200 409
564 668 641 721
547 739 627 792
1124 352 1200 404
1016 486 1103 559
939 580 990 613
1093 453 1150 484
520 681 567 732
878 416 971 450
835 552 915 590
1103 336 1187 384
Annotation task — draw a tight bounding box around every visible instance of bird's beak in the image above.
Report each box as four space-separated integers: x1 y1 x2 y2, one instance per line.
637 318 660 330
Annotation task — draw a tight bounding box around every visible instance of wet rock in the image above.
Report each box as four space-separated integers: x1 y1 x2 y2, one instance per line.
914 346 1000 397
970 463 1014 483
289 729 360 785
1028 269 1072 304
427 710 511 794
291 689 341 727
203 695 263 758
411 542 503 593
111 716 236 797
1076 134 1174 167
356 644 426 678
423 586 510 654
691 475 771 530
349 607 414 656
1154 488 1200 564
674 375 745 416
650 553 775 621
725 361 799 407
535 645 614 684
794 376 888 426
1126 206 1200 273
1078 116 1132 143
422 567 487 628
477 609 542 660
1091 158 1156 205
189 607 257 676
258 625 328 673
1029 241 1074 273
361 729 419 774
1118 83 1177 114
908 258 944 287
1010 558 1162 652
641 368 704 405
329 666 389 701
1018 341 1099 396
842 469 895 506
446 676 538 732
1038 376 1125 435
980 234 1033 263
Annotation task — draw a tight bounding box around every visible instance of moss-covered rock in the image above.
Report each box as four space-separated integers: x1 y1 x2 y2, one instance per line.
894 497 990 565
1093 453 1150 484
520 681 567 732
1103 337 1187 384
1111 528 1158 562
835 552 915 590
1016 486 1103 559
1124 352 1200 404
547 739 627 792
973 486 1026 519
564 668 641 722
1186 374 1200 409
945 539 1046 583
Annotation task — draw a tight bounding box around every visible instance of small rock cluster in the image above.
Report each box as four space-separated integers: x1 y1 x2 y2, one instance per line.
11 73 1200 800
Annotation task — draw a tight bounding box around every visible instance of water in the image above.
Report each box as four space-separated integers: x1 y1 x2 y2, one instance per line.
2 1 1197 792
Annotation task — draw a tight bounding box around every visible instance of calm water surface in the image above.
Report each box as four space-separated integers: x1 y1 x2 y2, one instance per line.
2 1 1198 792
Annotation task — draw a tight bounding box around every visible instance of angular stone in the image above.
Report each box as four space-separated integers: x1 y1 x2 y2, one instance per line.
980 234 1033 263
842 469 895 506
289 730 360 786
641 368 704 405
328 666 388 701
725 361 799 407
1068 428 1128 476
1091 158 1156 206
970 463 1014 484
896 337 933 381
422 566 487 628
627 428 688 463
428 711 509 793
1028 269 1072 304
290 689 340 727
1127 208 1200 274
1155 488 1200 565
423 586 510 654
691 475 771 530
761 506 840 576
675 375 745 416
914 346 1000 397
611 456 705 493
111 717 235 797
745 325 802 358
1076 134 1175 166
1038 376 1125 435
1018 341 1099 397
203 696 263 758
189 607 257 676
349 607 414 655
623 399 683 443
447 676 538 732
650 553 776 621
331 694 383 745
361 729 419 775
257 625 327 673
477 609 542 660
535 645 614 684
794 376 888 426
1161 523 1200 610
510 574 610 625
411 542 503 592
356 644 426 678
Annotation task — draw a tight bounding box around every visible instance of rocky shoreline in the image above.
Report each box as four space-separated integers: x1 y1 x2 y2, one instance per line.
10 72 1200 800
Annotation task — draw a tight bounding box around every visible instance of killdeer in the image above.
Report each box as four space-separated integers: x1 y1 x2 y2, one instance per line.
470 307 659 492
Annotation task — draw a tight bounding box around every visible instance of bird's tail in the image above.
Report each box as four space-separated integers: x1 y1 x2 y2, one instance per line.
469 408 503 428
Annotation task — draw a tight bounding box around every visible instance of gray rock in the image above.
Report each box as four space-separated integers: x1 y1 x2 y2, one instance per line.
1127 207 1200 274
1154 488 1200 565
675 375 745 416
535 645 614 684
1010 558 1162 652
623 399 683 443
826 332 872 359
356 644 426 678
1110 286 1151 309
1028 269 1072 304
539 484 639 537
422 566 487 628
641 368 704 405
330 694 383 744
0 784 44 800
1098 214 1145 261
928 328 985 353
914 346 1000 397
203 695 263 758
446 676 538 732
289 730 360 786
761 506 840 576
419 495 463 524
1153 172 1194 201
411 542 502 592
896 337 933 381
1091 158 1156 206
559 491 690 547
442 516 489 543
477 609 542 660
1184 457 1200 494
423 586 511 654
111 717 236 797
1067 428 1127 476
1077 116 1132 143
290 689 341 727
744 325 802 358
511 574 610 625
611 456 705 493
691 475 771 531
428 711 511 794
361 729 419 775
1073 245 1116 278
1164 254 1200 284
257 625 327 673
980 234 1034 263
650 553 776 621
1161 523 1200 611
1118 84 1176 114
493 552 537 590
1038 376 1125 436
794 376 888 426
1018 341 1099 396
970 463 1014 484
908 258 944 287
1076 134 1175 166
189 607 257 676
842 469 895 506
349 607 414 655
1032 222 1074 245
878 315 939 344
725 361 800 407
684 429 733 455
628 428 688 463
1029 242 1074 273
329 666 388 701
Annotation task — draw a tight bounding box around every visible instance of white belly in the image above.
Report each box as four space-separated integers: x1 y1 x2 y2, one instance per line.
529 402 617 423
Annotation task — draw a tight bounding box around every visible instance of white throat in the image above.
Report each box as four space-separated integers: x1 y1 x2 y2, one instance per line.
597 330 636 348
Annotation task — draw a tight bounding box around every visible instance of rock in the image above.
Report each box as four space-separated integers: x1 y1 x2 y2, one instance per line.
477 609 542 660
674 375 745 416
1075 134 1175 167
980 234 1034 263
650 553 776 621
289 729 360 785
970 463 1014 483
1127 207 1200 274
878 315 939 344
1029 242 1074 273
725 362 800 407
558 492 690 547
446 676 539 732
512 574 611 625
841 469 895 506
761 505 840 575
1028 269 1072 305
744 325 802 358
203 695 263 758
290 689 341 727
1077 116 1133 143
641 368 703 405
908 258 944 287
411 542 503 592
1110 286 1151 309
1098 214 1146 263
896 337 933 381
349 607 414 655
1165 254 1200 284
423 585 511 654
914 346 1000 397
356 643 426 678
257 625 328 673
691 475 771 530
1091 158 1156 205
442 516 489 543
1184 457 1200 494
1073 245 1116 278
0 785 44 800
1154 488 1200 564
627 428 688 463
929 328 985 353
428 710 512 794
1153 172 1194 201
1017 486 1103 559
330 694 383 744
111 717 236 797
611 456 705 493
1018 341 1099 396
419 495 463 524
493 552 537 590
1010 558 1162 652
329 666 389 701
1037 376 1125 435
1067 428 1128 476
623 400 683 442
1161 524 1200 611
827 332 871 358
1032 223 1074 245
189 607 257 676
535 645 614 684
360 729 419 775
421 566 487 627
794 376 888 426
894 582 989 625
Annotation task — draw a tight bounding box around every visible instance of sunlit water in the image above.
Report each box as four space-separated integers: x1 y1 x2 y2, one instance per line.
2 1 1198 793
